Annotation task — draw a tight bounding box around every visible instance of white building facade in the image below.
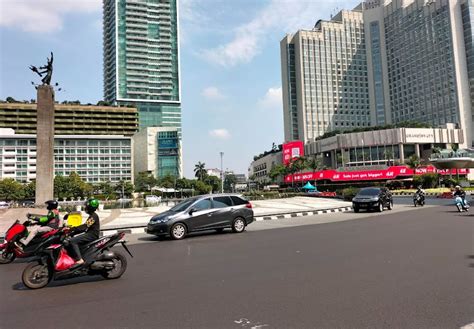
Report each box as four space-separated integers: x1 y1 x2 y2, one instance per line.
0 129 133 183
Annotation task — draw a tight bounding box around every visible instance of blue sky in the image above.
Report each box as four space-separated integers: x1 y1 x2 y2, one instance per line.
0 0 360 178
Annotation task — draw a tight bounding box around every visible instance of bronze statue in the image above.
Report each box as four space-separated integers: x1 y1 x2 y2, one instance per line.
29 52 54 85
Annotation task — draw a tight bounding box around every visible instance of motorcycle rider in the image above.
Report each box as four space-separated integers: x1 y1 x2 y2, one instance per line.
67 198 100 265
453 185 468 209
414 185 425 202
17 200 61 249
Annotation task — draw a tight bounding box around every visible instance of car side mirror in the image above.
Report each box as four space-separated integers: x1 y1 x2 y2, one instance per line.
189 208 196 215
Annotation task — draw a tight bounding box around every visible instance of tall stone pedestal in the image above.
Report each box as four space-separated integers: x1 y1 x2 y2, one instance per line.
35 85 55 206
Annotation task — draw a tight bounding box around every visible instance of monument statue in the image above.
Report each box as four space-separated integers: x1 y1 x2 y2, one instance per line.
29 52 54 85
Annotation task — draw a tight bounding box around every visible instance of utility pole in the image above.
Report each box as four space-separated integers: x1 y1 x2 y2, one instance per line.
220 152 224 193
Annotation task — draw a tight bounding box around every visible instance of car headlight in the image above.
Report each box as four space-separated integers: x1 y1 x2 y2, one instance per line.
151 218 169 224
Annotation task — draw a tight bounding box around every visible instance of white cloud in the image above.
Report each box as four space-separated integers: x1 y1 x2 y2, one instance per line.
209 129 231 140
0 0 101 33
202 86 226 101
258 87 282 110
203 0 353 67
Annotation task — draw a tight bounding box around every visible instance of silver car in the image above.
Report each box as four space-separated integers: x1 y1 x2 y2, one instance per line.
145 194 254 240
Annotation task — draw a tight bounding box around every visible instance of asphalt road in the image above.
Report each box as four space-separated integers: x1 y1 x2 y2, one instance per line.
0 205 473 329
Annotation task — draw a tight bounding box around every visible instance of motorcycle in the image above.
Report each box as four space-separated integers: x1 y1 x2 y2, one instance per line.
413 193 425 207
455 196 470 212
21 231 133 289
0 217 63 264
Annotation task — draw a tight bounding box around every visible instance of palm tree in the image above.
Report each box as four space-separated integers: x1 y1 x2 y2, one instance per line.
194 162 206 181
307 156 323 185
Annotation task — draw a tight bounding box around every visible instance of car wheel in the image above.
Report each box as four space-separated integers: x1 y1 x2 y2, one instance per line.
353 206 359 213
387 200 393 210
378 202 384 212
170 223 187 240
232 217 246 233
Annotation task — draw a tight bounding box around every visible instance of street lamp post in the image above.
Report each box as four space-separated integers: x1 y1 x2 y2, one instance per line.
220 152 224 193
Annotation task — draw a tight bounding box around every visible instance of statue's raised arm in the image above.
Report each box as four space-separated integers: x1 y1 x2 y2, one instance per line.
29 52 54 86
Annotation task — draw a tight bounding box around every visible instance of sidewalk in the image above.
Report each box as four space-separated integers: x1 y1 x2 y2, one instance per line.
0 197 352 237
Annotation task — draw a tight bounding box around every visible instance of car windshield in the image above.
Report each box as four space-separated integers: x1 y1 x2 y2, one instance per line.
357 188 380 196
169 198 198 212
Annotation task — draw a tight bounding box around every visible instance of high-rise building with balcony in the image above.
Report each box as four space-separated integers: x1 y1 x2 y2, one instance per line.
103 0 182 177
281 5 370 143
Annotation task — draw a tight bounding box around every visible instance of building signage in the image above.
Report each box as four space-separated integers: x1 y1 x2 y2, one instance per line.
284 166 469 183
282 141 304 165
405 129 435 143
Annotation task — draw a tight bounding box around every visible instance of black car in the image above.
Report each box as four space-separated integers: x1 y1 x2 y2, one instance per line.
145 194 254 240
352 187 393 213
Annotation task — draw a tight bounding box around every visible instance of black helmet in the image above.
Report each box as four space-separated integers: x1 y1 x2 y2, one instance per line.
45 200 58 210
85 198 99 214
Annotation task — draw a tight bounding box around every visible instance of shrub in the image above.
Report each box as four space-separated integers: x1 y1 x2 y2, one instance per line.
342 187 360 201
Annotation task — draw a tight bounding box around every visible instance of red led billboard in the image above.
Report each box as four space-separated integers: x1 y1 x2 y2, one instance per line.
282 141 304 165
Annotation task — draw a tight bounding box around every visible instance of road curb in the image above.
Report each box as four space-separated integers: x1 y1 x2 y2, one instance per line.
99 206 354 236
0 206 354 240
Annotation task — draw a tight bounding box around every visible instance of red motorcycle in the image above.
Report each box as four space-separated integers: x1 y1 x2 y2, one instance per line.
0 217 63 264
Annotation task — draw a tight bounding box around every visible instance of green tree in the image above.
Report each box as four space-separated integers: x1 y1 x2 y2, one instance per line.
406 155 421 170
286 159 300 188
0 178 24 201
194 162 207 181
6 96 18 103
23 180 36 199
205 175 222 193
135 171 157 192
158 174 176 189
54 175 69 200
68 172 90 198
268 164 286 184
194 180 211 194
98 180 116 200
223 174 237 192
116 180 134 198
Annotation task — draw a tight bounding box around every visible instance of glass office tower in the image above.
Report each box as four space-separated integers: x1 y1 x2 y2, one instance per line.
103 0 182 177
364 0 473 147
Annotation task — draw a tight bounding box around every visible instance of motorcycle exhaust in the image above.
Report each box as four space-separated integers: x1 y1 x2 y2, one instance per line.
90 261 115 270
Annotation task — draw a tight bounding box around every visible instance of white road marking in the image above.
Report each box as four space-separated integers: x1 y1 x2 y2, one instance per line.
460 323 474 329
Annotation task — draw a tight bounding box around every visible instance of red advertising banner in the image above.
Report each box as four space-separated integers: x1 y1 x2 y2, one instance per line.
284 166 469 183
282 141 304 165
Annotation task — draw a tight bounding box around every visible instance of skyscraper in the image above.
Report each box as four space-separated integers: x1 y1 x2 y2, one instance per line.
281 5 370 143
282 0 474 148
364 0 473 146
103 0 182 177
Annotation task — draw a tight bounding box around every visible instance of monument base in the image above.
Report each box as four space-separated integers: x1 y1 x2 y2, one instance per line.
35 85 55 206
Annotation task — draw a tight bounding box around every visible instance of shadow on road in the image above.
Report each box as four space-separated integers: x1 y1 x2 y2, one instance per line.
12 275 105 291
137 229 236 243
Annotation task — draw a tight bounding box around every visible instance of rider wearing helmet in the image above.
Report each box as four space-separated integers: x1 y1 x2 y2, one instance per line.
18 200 61 247
453 185 467 206
68 198 101 265
415 185 426 202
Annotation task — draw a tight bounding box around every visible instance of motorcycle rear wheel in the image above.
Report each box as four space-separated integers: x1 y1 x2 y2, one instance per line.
0 251 16 264
101 251 127 280
22 261 52 289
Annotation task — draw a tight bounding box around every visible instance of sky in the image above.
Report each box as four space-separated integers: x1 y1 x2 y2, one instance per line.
0 0 360 179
